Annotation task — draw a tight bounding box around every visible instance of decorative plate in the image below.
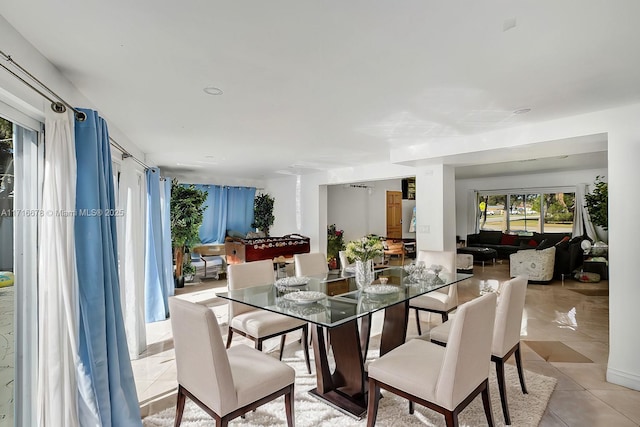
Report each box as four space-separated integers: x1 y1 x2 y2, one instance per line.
283 291 326 305
275 276 309 287
363 285 400 296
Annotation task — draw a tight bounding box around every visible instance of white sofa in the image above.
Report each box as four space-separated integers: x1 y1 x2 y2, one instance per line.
509 246 556 283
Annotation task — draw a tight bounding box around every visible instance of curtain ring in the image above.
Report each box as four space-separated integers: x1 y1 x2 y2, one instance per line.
51 101 66 113
75 110 87 122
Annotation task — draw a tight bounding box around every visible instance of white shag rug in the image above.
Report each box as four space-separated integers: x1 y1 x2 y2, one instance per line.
143 341 556 427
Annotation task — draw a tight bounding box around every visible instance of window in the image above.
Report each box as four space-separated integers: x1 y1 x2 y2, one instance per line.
477 189 575 234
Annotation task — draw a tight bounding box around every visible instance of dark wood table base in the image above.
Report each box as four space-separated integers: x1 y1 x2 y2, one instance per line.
309 300 409 418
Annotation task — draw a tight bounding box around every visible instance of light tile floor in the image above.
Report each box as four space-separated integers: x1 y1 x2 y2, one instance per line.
133 262 640 426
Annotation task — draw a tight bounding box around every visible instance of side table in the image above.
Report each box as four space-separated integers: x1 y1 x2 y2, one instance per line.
582 257 608 280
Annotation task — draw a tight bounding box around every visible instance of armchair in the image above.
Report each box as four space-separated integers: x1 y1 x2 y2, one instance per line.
509 247 556 283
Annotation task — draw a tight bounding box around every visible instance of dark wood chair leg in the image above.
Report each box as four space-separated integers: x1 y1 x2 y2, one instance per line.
444 410 458 427
481 381 495 427
409 400 414 414
415 309 422 335
515 343 528 394
284 385 294 427
441 311 449 322
256 339 263 351
495 359 510 425
366 379 380 427
174 385 186 427
225 328 233 349
301 325 311 374
279 334 286 361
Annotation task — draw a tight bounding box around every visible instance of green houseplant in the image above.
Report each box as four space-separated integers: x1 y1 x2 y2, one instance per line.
584 175 608 230
251 193 275 236
170 178 207 287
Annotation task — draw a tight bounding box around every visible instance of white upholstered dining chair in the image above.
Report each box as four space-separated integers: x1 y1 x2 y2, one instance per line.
429 275 529 425
294 252 329 277
226 259 311 373
366 292 497 427
169 297 295 427
409 250 458 335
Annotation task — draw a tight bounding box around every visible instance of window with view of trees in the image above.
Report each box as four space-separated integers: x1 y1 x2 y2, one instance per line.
477 190 575 234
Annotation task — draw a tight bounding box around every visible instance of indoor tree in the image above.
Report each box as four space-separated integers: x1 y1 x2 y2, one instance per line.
170 178 207 285
251 193 275 236
584 175 608 230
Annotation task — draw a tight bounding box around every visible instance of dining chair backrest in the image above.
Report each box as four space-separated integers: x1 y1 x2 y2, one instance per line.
492 275 528 357
169 297 237 416
227 259 275 318
338 250 350 271
436 292 497 410
417 250 457 297
294 252 329 277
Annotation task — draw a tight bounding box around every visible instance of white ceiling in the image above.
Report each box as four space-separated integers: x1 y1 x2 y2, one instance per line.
1 1 633 182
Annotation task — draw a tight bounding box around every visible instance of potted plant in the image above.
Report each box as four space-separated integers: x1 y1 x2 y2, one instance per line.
182 261 196 283
170 178 207 288
251 193 275 236
327 224 345 269
584 175 608 241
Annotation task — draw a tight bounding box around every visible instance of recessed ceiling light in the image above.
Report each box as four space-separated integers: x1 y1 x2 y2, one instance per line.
513 108 531 115
203 87 223 95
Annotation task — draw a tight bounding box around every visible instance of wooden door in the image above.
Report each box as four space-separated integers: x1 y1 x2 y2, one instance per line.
386 191 402 239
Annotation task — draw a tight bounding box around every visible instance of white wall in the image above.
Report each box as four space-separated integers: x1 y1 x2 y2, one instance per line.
327 179 403 243
455 167 609 239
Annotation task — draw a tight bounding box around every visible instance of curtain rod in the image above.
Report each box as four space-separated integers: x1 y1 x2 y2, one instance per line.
1 49 150 170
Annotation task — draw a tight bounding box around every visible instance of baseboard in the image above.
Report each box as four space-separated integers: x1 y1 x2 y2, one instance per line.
607 367 640 391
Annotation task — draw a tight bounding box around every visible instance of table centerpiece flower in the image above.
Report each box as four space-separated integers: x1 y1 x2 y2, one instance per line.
345 235 384 289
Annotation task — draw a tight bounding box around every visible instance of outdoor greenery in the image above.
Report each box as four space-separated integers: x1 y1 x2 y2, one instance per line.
327 224 345 262
170 178 207 278
584 175 608 230
251 193 275 236
345 235 384 262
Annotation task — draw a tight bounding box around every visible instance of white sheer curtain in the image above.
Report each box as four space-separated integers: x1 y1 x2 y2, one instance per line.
573 183 597 240
37 109 81 426
118 157 147 359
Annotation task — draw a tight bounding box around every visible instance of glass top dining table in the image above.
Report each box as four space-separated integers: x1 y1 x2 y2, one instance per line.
216 265 472 419
216 266 472 329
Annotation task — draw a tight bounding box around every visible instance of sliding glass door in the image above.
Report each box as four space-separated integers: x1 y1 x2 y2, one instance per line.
0 113 40 427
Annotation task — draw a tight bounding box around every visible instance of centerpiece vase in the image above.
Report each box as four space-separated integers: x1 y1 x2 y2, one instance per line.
355 259 374 290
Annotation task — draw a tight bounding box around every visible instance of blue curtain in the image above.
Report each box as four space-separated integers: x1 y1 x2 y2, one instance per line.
74 108 141 426
196 184 228 244
195 185 255 243
161 178 174 297
227 186 256 235
144 168 172 322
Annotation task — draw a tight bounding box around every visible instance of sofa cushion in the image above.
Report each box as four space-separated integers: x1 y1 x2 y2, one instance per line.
478 230 502 245
554 236 571 249
500 234 518 245
536 239 555 251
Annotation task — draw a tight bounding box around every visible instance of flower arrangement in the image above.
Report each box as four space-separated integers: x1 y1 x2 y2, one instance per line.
345 235 384 262
327 224 345 261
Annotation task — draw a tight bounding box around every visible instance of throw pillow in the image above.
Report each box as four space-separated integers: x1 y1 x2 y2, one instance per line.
527 239 538 248
500 233 518 245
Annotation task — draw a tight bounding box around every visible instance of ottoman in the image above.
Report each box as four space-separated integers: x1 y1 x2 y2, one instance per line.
456 247 497 269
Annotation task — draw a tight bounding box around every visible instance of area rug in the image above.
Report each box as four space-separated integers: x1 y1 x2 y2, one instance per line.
143 345 556 427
